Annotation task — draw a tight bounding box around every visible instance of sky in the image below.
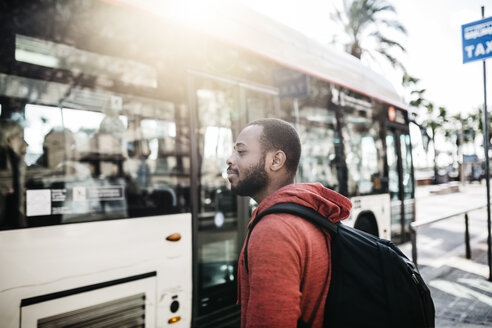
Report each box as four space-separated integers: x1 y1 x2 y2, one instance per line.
237 0 492 117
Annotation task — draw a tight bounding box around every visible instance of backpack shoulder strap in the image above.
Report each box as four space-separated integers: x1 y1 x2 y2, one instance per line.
244 202 339 273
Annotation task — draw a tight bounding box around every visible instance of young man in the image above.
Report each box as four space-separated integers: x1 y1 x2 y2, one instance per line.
226 118 352 328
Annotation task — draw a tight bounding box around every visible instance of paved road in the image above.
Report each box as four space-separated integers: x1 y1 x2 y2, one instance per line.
400 182 492 327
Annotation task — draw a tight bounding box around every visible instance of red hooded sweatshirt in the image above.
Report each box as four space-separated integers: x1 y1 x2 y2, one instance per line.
238 183 352 328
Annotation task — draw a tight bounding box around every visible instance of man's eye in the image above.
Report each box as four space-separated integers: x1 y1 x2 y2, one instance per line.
237 150 245 155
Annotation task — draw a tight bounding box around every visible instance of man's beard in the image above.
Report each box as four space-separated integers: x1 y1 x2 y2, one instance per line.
231 158 269 197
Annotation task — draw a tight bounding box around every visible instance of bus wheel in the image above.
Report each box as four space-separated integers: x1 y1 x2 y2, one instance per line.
354 215 379 237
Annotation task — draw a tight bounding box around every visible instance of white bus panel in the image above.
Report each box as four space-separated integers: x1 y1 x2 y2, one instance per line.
0 214 192 328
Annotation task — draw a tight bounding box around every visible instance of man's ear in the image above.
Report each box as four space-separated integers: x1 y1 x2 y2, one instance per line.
268 150 287 172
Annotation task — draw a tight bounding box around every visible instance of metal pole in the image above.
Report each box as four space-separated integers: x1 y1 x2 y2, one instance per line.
460 119 465 186
482 6 492 282
465 213 471 259
411 227 418 268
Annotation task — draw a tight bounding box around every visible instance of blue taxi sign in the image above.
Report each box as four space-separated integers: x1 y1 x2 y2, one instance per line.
462 16 492 63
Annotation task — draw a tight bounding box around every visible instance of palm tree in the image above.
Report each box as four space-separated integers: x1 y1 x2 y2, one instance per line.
331 0 407 70
452 113 478 149
422 104 448 182
402 73 427 109
402 72 431 155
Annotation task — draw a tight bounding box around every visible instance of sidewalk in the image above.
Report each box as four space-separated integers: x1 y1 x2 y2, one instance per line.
400 236 492 327
404 182 492 327
419 239 492 327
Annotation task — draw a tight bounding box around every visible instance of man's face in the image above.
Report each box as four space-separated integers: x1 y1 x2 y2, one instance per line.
226 125 269 197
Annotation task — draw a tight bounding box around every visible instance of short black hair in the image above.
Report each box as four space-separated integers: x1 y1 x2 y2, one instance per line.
247 118 301 178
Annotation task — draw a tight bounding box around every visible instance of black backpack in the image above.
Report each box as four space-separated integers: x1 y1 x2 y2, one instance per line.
244 202 435 328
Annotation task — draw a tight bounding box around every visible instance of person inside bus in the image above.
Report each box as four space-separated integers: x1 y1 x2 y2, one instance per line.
226 118 351 328
0 119 28 229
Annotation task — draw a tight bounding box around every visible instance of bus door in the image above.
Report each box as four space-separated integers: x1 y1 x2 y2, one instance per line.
240 82 280 232
188 72 277 327
386 128 415 243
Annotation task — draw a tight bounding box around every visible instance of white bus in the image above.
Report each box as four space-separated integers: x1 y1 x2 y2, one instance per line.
0 1 415 327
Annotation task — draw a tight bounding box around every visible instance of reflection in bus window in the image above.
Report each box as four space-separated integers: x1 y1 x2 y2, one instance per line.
0 119 27 229
15 35 158 88
195 79 239 315
24 105 64 166
400 134 414 198
196 86 237 218
386 134 399 200
297 107 339 190
344 110 384 196
1 79 191 230
246 89 276 122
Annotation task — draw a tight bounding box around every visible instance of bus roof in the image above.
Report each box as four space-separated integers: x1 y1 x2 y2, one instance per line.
112 0 407 110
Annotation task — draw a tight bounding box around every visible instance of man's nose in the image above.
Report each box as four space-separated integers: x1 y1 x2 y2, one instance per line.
226 154 233 166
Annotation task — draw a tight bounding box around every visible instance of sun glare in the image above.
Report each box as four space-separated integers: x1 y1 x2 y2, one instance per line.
117 0 225 31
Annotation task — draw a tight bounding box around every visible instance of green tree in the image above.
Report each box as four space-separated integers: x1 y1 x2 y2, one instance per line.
451 112 478 150
331 0 407 70
402 73 430 154
421 104 448 181
402 73 427 109
447 110 488 182
469 106 492 152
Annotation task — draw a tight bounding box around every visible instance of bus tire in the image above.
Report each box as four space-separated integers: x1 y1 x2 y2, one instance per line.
354 214 379 237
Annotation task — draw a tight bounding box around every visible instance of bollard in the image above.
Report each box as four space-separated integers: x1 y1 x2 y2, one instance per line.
465 213 471 259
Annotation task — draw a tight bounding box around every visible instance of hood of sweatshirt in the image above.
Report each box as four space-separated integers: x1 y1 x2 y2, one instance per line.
251 182 352 226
